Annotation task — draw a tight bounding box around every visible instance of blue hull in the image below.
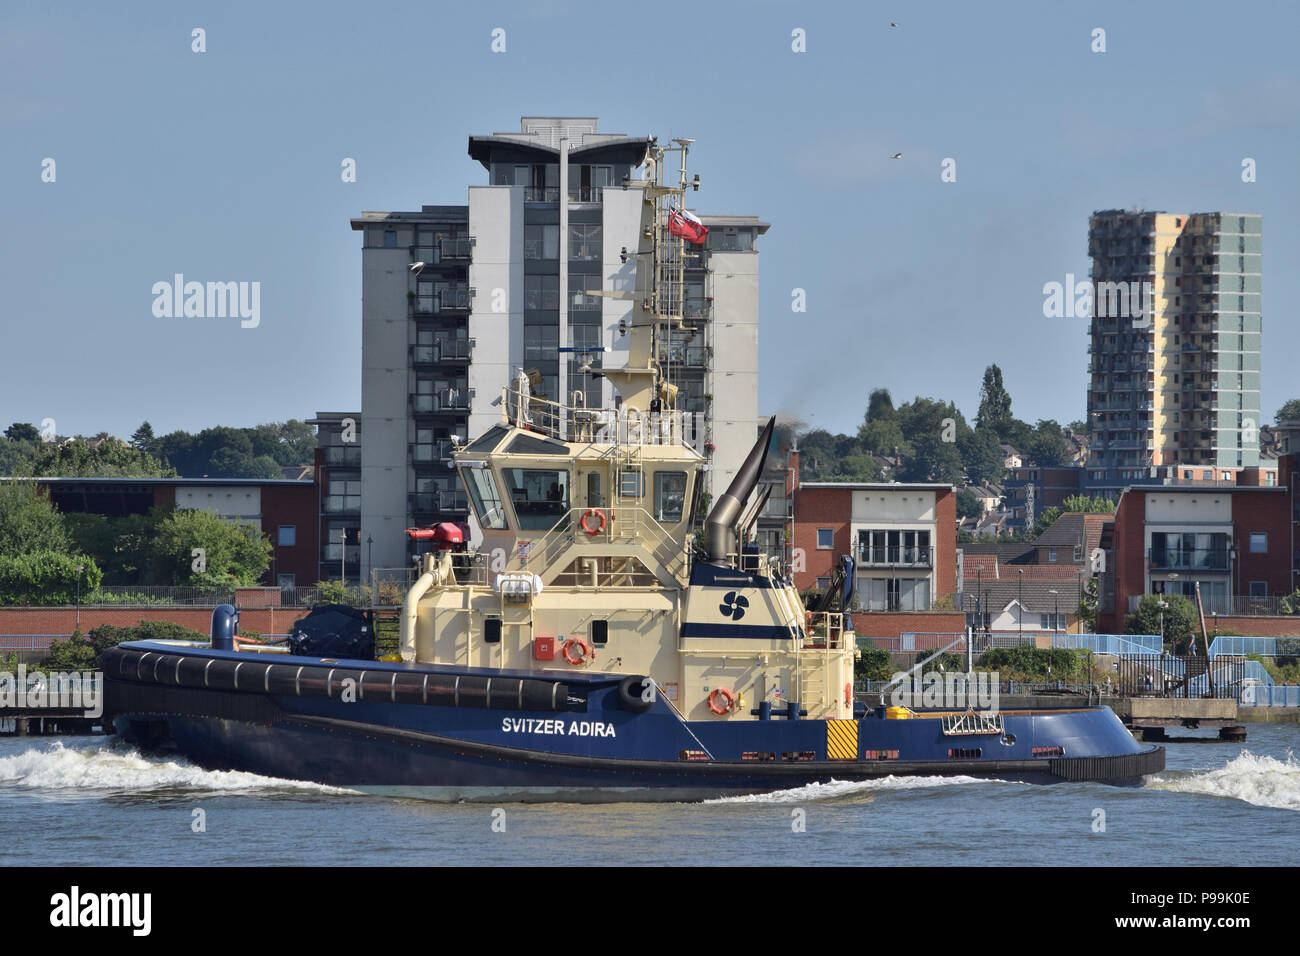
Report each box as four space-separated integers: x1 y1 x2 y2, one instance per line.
103 642 1164 802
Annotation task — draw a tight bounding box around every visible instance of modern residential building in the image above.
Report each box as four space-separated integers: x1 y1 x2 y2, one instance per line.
1086 210 1264 497
1098 483 1292 632
350 117 763 576
791 474 958 612
307 412 362 583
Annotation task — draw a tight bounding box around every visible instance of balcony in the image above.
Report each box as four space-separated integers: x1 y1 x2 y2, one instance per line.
411 439 456 465
412 388 472 414
523 187 559 203
439 237 473 260
1148 547 1229 571
857 546 932 568
323 494 360 515
323 446 361 469
683 297 713 320
411 339 474 366
567 186 604 203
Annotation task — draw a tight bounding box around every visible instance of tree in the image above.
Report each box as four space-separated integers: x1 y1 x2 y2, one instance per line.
901 432 965 484
0 481 70 557
1059 494 1115 514
43 619 205 670
1275 399 1300 426
0 551 102 605
975 365 1013 435
4 423 41 443
63 511 157 585
149 508 272 586
959 426 1004 485
865 388 897 423
27 437 177 478
956 488 982 519
859 417 907 459
854 646 894 682
1126 594 1198 649
1024 419 1070 467
130 421 156 453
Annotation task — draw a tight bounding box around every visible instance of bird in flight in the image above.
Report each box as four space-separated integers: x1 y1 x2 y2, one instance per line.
890 152 903 159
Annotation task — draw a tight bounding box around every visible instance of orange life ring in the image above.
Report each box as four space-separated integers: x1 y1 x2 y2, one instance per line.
708 688 736 715
562 638 591 665
844 682 853 708
580 509 606 535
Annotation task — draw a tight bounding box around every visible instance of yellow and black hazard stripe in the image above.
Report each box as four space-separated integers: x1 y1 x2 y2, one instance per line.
826 719 858 761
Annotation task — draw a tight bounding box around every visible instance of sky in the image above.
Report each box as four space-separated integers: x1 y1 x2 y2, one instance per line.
3 0 1298 441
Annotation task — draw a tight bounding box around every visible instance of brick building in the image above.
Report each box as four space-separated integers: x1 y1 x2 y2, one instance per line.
16 476 320 589
789 453 957 613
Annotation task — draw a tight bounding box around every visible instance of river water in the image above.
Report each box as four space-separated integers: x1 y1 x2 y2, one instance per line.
1 725 1296 867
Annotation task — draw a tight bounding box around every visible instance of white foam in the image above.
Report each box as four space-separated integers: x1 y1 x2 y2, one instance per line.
1147 750 1300 812
707 774 1019 804
0 740 355 796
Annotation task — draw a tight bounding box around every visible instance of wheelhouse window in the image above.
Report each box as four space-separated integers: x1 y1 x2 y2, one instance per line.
460 465 507 530
653 471 688 523
503 468 569 530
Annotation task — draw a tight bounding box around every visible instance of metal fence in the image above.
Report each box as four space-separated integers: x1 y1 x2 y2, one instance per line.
1115 654 1242 699
84 586 237 606
1241 684 1300 707
866 632 1165 656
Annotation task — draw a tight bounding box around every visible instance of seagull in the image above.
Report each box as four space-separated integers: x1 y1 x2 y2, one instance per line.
890 21 899 27
890 152 903 159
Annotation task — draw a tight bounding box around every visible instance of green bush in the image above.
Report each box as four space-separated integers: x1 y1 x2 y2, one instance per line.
854 645 894 682
0 551 102 605
914 650 966 674
979 646 1090 680
41 619 207 670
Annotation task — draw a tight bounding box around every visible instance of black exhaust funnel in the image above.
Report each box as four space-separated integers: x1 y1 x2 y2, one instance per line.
704 416 776 565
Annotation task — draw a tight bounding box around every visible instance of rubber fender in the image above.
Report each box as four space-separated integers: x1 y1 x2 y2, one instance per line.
616 674 655 713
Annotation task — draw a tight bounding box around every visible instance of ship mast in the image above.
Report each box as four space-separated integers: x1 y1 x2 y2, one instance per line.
599 136 699 418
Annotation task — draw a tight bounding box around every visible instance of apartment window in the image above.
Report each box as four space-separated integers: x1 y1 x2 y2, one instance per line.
1048 549 1057 563
569 273 602 311
277 573 296 591
816 528 834 550
277 525 296 547
1249 581 1267 598
523 224 559 260
816 577 830 591
570 223 602 260
1249 532 1267 554
523 325 559 361
524 274 559 310
383 230 396 248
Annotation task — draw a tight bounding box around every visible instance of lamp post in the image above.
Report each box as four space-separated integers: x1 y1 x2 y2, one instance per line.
1049 588 1059 634
976 567 983 637
1158 599 1169 644
1018 568 1023 638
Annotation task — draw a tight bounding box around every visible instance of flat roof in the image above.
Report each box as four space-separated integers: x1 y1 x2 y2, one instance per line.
800 482 953 491
1 477 313 487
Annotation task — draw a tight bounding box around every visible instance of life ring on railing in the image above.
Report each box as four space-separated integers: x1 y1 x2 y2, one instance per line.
580 509 606 535
562 638 592 665
844 683 853 708
708 688 736 715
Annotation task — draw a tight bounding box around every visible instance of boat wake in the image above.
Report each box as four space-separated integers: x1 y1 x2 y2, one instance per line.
0 739 355 798
706 774 1021 804
1146 750 1300 811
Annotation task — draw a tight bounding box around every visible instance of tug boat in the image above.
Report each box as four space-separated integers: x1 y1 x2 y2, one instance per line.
104 138 1163 801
